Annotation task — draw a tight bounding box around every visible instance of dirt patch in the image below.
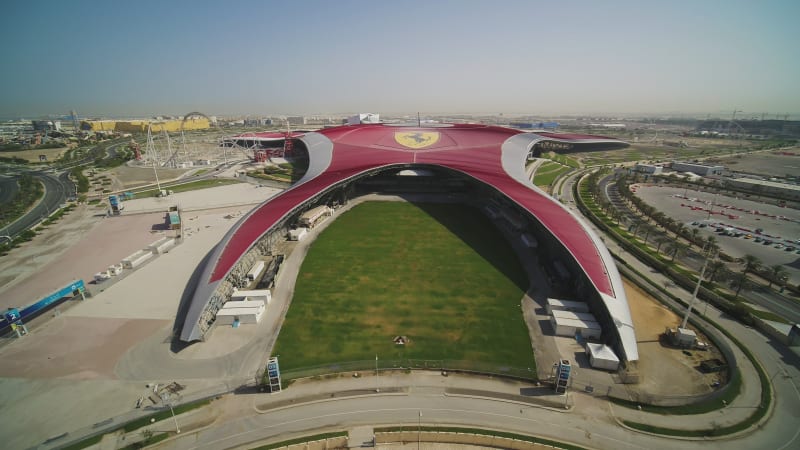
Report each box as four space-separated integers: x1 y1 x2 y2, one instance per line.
108 165 193 188
1 147 69 162
625 280 681 341
0 316 167 379
0 209 169 310
624 280 725 396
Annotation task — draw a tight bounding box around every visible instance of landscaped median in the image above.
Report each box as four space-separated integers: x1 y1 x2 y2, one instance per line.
574 169 773 438
56 398 212 450
375 426 586 450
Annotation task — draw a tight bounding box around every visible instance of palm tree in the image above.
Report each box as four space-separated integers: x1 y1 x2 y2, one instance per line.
690 228 701 246
707 260 727 283
674 223 687 239
655 236 671 255
741 254 762 275
663 217 676 234
668 241 685 262
705 235 718 255
730 272 751 299
652 211 666 228
641 224 655 244
768 264 788 288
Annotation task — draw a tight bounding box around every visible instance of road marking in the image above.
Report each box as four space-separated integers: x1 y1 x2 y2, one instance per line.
196 404 640 449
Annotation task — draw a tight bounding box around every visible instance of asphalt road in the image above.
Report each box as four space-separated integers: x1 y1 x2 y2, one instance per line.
1 171 68 238
0 174 18 206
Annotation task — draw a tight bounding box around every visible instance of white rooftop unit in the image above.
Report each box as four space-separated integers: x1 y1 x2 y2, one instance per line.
550 314 602 339
288 228 308 241
215 304 265 325
552 309 598 323
299 205 332 227
148 237 175 255
247 260 266 282
121 249 153 269
546 298 590 315
231 289 271 304
672 327 697 348
222 299 265 311
347 113 380 125
586 343 620 371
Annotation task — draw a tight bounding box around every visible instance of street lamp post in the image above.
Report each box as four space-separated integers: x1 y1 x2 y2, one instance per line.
682 244 713 329
160 393 180 434
417 410 421 450
375 354 379 393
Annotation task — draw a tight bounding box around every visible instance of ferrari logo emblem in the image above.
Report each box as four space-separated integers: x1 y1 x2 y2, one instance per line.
394 132 440 149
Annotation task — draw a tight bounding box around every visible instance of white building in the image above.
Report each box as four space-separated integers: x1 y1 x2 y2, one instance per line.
550 313 602 339
546 298 590 315
671 162 724 176
347 113 380 125
634 164 663 175
586 342 620 371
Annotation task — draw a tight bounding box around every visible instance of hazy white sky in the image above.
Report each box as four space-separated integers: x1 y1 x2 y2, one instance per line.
1 0 798 118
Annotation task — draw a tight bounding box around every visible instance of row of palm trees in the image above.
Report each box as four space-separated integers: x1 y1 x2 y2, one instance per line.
583 170 790 298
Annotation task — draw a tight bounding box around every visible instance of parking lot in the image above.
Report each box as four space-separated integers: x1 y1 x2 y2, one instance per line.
634 185 800 285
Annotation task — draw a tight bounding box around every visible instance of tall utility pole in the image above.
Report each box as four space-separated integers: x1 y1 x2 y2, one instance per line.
682 244 713 328
375 354 379 393
417 411 422 450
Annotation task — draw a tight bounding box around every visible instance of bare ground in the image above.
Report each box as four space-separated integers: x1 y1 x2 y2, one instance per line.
625 280 724 396
0 316 167 379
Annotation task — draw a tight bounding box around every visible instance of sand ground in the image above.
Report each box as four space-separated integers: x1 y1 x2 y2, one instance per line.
625 280 724 395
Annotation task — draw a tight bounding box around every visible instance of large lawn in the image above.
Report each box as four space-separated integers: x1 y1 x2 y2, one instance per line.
273 201 535 373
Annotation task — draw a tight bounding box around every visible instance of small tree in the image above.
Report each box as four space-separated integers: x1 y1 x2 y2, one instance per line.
655 236 671 255
707 260 727 283
730 272 751 299
740 254 762 275
768 264 788 288
668 241 685 262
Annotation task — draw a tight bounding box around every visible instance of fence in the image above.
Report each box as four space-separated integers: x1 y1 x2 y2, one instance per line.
280 359 538 383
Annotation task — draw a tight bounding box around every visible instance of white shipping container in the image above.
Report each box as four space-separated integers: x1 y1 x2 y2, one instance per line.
230 289 271 304
149 237 175 254
546 298 590 315
586 343 620 371
221 299 265 311
288 228 308 241
215 305 265 325
125 252 153 269
550 314 602 339
552 309 598 323
122 250 154 269
247 260 266 281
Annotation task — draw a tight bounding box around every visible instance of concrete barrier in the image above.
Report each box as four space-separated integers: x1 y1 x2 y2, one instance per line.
377 431 559 449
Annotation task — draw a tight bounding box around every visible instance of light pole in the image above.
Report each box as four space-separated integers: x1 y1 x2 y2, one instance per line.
417 410 421 450
375 354 379 393
160 393 180 434
682 244 713 329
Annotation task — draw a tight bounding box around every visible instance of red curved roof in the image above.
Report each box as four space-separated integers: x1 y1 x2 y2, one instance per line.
209 124 615 297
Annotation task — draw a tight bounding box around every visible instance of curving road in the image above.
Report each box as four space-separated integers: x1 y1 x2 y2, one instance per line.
1 171 68 238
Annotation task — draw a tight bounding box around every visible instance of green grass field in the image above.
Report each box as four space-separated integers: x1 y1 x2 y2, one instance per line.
273 202 534 372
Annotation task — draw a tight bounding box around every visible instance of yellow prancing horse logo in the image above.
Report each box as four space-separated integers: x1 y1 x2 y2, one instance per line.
394 132 440 149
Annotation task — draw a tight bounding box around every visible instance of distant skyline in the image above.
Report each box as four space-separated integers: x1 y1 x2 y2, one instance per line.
1 0 799 119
